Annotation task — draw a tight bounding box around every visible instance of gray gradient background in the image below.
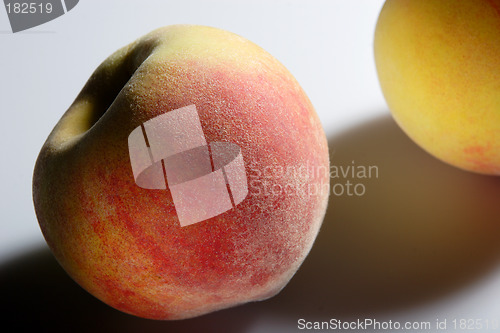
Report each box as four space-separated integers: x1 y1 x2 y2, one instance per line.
1 1 499 332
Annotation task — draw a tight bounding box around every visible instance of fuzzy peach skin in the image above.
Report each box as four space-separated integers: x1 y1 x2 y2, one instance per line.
374 0 500 175
32 25 329 320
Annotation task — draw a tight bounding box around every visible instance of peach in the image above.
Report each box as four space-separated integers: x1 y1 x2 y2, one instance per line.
374 0 500 175
32 25 329 319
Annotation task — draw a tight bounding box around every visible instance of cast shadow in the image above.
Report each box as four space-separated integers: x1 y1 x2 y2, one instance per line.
2 114 500 332
265 113 500 320
0 245 260 333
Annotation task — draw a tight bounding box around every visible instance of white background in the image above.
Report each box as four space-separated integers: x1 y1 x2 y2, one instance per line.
1 1 500 332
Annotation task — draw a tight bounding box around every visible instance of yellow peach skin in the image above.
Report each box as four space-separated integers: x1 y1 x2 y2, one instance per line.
374 0 500 175
33 25 329 319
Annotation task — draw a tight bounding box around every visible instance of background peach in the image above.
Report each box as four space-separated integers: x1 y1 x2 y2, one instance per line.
374 0 500 175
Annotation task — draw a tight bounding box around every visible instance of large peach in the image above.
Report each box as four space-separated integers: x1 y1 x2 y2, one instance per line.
32 25 329 319
374 0 500 175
